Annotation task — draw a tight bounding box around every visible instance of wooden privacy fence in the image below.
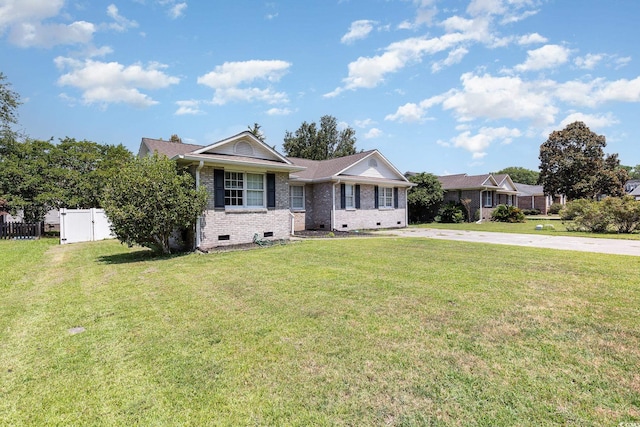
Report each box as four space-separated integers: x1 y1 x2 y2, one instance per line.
0 221 43 239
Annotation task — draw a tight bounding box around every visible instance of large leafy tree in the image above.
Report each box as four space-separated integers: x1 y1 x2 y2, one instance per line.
495 166 539 185
621 164 640 180
407 172 444 223
49 137 133 208
103 153 208 254
0 136 57 222
538 121 628 200
0 72 20 133
0 136 132 221
283 115 357 160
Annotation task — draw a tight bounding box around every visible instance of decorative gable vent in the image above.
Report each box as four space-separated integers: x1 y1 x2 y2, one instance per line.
368 159 378 168
234 141 254 156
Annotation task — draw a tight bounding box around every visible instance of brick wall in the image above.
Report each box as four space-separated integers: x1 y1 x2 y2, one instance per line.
197 168 291 248
332 184 407 231
309 182 333 229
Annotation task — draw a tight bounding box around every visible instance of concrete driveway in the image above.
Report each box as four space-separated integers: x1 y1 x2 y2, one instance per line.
375 228 640 257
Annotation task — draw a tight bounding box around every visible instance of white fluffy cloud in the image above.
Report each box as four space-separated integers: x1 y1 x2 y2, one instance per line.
55 57 180 107
442 73 558 125
450 126 522 157
198 60 291 105
0 0 95 47
325 35 461 97
106 4 138 32
341 20 377 44
266 107 292 116
0 0 139 47
559 112 619 130
9 20 95 48
517 32 547 45
326 0 542 97
0 0 64 31
514 44 571 72
175 100 204 115
364 128 383 139
168 3 187 19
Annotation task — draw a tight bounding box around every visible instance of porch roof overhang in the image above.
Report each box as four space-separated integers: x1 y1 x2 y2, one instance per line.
445 185 518 195
289 174 415 187
176 153 306 173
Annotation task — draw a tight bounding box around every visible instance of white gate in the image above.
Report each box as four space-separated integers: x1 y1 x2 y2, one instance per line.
60 208 114 244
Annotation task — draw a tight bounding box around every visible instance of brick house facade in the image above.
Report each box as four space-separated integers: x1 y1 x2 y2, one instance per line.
139 132 412 249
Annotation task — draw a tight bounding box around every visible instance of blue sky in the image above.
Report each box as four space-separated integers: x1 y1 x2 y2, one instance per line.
2 0 640 175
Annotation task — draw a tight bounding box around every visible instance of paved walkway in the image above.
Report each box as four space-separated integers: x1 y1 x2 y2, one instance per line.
374 228 640 257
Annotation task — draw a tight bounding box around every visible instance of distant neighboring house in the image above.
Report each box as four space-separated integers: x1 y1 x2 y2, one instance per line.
0 207 60 230
625 179 640 200
139 131 412 249
514 183 558 215
437 173 519 221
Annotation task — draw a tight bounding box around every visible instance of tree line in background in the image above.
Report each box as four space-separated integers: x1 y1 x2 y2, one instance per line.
3 69 640 250
0 72 363 253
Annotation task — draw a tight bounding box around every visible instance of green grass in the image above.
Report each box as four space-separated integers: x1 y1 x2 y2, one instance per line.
418 218 640 240
1 237 639 426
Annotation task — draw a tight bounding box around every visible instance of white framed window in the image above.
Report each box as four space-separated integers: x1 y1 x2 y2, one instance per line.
484 191 493 207
345 184 354 209
225 171 264 208
290 185 304 210
379 187 393 208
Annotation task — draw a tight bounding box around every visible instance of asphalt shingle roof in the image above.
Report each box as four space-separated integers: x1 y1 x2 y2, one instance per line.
515 183 544 196
140 138 204 158
438 173 496 190
288 150 375 180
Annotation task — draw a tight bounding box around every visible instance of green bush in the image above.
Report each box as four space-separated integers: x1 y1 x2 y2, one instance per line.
548 202 564 215
560 199 610 232
491 204 526 223
522 208 541 216
602 196 640 233
438 202 465 223
560 196 640 233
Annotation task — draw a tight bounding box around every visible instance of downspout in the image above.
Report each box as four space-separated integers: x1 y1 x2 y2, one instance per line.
195 160 204 249
332 179 341 231
404 187 409 227
477 189 484 224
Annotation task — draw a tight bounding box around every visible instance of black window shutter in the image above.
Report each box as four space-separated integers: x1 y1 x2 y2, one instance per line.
394 188 399 209
374 186 379 209
214 169 225 208
340 183 346 209
355 185 361 209
267 173 276 208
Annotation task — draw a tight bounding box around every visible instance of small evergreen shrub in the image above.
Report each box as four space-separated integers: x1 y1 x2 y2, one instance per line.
522 208 541 216
548 202 563 215
491 204 526 223
438 202 465 223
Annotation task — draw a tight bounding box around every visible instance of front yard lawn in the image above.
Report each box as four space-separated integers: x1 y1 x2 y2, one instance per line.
1 237 639 425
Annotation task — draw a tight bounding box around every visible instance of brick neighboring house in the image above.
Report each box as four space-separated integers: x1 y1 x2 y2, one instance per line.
515 183 565 214
139 132 412 249
437 173 519 221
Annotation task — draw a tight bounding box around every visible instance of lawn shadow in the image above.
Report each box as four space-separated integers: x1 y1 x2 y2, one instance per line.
97 249 190 264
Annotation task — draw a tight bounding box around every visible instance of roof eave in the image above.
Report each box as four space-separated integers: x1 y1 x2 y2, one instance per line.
176 154 306 172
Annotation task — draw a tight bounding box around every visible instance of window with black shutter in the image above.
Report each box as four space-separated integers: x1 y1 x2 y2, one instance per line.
267 173 276 208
